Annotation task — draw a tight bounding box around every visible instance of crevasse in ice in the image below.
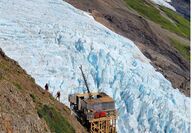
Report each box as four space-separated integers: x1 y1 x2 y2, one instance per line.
0 0 189 132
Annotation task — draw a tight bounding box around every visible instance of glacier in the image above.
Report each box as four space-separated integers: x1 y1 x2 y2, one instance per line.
0 0 190 132
150 0 176 11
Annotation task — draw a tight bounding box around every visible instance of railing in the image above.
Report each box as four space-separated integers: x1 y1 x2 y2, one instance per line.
86 110 117 121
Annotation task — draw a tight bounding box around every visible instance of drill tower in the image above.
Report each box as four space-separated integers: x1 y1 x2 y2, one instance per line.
68 66 117 133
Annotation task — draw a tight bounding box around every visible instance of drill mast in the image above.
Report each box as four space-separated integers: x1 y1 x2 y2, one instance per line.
79 65 92 99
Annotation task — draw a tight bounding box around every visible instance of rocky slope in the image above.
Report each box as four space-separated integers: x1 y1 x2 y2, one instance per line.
0 49 87 133
65 0 190 96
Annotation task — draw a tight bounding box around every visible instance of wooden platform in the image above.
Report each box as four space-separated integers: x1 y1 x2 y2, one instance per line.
89 115 116 133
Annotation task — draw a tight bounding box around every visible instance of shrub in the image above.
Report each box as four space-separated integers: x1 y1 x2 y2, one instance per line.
37 105 75 133
13 82 22 90
30 93 36 102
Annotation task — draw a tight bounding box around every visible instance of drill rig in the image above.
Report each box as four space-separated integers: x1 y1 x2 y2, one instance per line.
68 66 117 133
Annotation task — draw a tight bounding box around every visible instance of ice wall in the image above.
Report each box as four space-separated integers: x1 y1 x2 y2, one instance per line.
0 0 189 132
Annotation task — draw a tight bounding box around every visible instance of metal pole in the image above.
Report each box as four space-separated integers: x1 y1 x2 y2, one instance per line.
79 65 92 99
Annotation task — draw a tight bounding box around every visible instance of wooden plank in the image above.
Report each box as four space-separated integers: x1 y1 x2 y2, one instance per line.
89 116 116 122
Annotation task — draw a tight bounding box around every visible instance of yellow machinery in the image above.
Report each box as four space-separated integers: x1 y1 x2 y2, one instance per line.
68 66 117 133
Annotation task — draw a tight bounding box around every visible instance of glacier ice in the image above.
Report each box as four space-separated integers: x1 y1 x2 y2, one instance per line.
0 0 190 132
150 0 176 11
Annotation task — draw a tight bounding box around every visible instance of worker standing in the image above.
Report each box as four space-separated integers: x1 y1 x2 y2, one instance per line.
56 91 61 101
45 83 49 91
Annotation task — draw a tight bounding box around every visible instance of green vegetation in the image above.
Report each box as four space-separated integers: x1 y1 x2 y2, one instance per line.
30 93 36 102
0 69 3 80
37 105 75 133
169 38 190 60
0 62 9 71
124 0 190 38
13 82 23 90
160 6 190 38
31 77 35 83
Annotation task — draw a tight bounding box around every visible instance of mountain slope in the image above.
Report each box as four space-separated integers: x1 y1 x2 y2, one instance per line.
150 0 190 20
0 49 87 133
171 0 190 20
65 0 190 96
0 0 190 132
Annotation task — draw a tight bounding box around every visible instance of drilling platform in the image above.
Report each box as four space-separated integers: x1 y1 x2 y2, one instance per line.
68 66 117 133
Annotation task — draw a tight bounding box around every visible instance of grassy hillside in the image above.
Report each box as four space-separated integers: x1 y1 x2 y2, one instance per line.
160 6 190 38
124 0 190 38
38 105 75 133
169 38 190 60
